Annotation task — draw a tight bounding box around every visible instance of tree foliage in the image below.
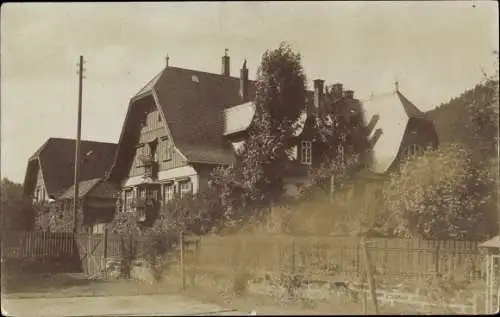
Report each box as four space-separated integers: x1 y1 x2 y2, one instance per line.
151 189 224 235
429 52 499 161
255 42 307 129
383 144 496 240
109 189 224 236
1 178 35 231
211 42 307 218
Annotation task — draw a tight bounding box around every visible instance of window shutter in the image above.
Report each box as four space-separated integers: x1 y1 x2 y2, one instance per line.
165 141 173 161
136 146 143 167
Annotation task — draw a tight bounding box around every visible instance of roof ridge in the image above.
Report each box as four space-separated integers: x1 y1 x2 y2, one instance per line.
163 66 256 82
42 137 117 145
134 69 165 98
396 90 425 118
28 138 52 160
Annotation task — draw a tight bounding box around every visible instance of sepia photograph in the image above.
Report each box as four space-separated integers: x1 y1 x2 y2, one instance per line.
1 1 499 315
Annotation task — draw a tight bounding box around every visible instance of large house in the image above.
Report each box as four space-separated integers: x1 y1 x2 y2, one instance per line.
106 51 439 226
23 137 117 231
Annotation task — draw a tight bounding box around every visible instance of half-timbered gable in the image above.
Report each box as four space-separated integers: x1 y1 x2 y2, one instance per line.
108 51 260 225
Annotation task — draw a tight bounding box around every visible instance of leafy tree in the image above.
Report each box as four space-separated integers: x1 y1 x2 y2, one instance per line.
151 189 224 235
383 144 496 240
255 42 307 129
211 42 307 218
1 178 35 231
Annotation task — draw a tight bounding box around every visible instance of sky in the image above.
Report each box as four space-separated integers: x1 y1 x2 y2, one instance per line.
1 1 498 183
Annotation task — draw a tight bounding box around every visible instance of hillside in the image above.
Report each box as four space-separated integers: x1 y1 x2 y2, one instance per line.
426 79 498 156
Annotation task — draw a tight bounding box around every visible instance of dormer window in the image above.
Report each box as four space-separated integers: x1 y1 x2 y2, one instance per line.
300 141 312 165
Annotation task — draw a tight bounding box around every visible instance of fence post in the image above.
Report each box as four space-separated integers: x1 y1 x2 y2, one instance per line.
103 228 108 278
360 236 379 315
434 243 440 276
362 290 368 315
356 242 361 277
472 293 478 314
180 230 186 290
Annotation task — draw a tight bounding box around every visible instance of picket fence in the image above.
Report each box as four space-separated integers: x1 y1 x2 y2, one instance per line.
1 230 179 279
182 233 487 282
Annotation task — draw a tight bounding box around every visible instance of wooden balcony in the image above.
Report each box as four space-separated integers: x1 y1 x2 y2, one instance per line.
140 154 159 180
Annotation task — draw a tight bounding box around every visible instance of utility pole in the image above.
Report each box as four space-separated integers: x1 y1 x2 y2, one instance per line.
73 55 85 233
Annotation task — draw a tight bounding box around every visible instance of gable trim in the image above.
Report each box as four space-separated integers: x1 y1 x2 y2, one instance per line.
151 89 189 163
37 158 51 199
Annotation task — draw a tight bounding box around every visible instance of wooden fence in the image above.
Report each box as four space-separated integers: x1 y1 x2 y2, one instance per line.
182 233 487 282
1 230 76 259
1 230 179 279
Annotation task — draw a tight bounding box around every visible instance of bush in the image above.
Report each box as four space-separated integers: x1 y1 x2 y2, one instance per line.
384 144 497 240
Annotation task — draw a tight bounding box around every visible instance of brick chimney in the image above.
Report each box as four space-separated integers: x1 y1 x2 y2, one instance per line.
332 83 343 100
221 49 230 76
239 59 249 102
344 90 354 99
313 79 325 109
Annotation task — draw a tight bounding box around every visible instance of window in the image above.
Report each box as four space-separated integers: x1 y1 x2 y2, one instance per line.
300 141 312 165
164 140 173 161
40 187 45 201
286 145 298 160
148 140 158 162
92 223 105 234
124 189 134 212
135 145 144 167
163 182 175 204
138 188 146 199
179 180 193 198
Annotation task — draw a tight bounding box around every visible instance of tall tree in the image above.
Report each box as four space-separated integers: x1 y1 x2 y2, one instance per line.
255 42 307 130
300 86 371 197
1 178 35 231
211 42 307 219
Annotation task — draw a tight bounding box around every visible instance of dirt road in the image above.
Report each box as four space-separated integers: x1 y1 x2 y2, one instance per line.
2 294 250 317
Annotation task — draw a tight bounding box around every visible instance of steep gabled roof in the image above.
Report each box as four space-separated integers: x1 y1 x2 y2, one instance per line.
59 177 119 201
153 67 257 163
109 66 258 181
361 89 431 174
59 178 102 200
23 138 117 198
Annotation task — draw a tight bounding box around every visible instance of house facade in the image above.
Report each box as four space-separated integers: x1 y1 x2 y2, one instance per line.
107 51 438 225
23 137 118 231
54 178 119 233
107 52 257 224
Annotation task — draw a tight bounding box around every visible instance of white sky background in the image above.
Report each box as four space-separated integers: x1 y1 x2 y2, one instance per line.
1 1 498 183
